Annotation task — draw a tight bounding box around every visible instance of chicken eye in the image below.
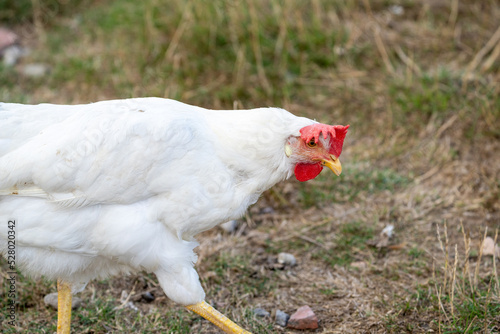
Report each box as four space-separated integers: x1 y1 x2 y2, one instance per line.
307 139 317 148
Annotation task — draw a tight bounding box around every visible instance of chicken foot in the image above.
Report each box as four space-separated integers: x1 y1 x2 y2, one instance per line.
186 300 252 334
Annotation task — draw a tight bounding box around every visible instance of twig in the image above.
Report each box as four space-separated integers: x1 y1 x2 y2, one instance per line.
165 2 193 62
448 0 459 28
464 25 500 81
464 315 478 333
474 227 488 287
395 46 422 76
435 285 450 323
435 114 459 139
493 229 499 294
235 221 247 238
114 281 137 311
247 0 272 94
450 244 458 317
414 165 440 184
30 0 45 39
362 0 374 17
481 41 500 73
295 233 329 250
460 221 474 294
244 211 256 228
373 26 395 75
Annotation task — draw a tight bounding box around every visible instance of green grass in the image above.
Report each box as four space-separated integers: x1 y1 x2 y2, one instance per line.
388 276 500 334
299 165 409 207
204 250 276 300
388 69 500 141
386 225 500 333
390 71 458 126
408 246 425 260
0 0 90 25
271 219 375 268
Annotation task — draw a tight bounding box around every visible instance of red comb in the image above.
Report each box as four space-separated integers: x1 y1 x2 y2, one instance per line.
299 124 349 157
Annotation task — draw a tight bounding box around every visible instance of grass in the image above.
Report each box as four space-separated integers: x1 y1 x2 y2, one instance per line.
386 225 500 333
315 220 375 267
1 0 499 333
299 164 409 206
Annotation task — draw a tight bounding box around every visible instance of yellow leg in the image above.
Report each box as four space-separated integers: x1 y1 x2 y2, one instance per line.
186 301 252 334
57 280 72 334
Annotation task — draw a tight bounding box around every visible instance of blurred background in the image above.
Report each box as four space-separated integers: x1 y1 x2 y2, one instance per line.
0 1 499 333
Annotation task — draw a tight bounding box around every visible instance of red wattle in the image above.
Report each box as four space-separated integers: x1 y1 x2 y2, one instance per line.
294 163 323 182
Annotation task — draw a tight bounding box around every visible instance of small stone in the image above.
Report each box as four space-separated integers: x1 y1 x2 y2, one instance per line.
2 45 28 66
0 28 18 51
287 305 319 330
141 291 155 303
277 252 297 266
275 309 290 327
44 292 82 310
381 225 394 238
21 63 50 78
220 220 238 233
350 261 367 270
389 5 404 16
260 206 274 214
482 237 500 257
253 307 270 317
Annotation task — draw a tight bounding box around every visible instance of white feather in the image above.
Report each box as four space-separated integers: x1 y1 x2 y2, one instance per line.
0 98 315 304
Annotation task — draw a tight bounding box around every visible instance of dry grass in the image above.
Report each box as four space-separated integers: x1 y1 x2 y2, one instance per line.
1 0 499 333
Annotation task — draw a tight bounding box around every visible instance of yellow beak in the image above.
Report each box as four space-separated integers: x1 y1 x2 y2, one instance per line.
321 156 342 176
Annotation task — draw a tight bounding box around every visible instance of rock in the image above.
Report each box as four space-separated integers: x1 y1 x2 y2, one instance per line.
44 292 83 310
253 307 270 317
220 220 238 233
275 309 290 327
367 224 395 249
381 224 394 238
377 224 394 248
0 28 27 66
0 28 18 51
482 237 500 257
277 252 297 266
21 63 50 78
260 206 274 214
389 5 404 16
3 45 28 66
287 305 319 330
350 261 367 270
141 291 155 303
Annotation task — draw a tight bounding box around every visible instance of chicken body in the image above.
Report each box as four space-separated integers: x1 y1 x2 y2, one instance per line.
0 97 327 306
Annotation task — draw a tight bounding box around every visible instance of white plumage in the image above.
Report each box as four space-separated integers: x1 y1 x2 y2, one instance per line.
0 97 348 333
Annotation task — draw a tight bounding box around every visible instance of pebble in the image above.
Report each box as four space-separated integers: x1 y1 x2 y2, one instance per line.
287 305 319 330
275 309 290 327
253 307 270 317
482 237 500 257
141 291 155 303
277 252 297 266
0 27 18 51
350 261 367 270
2 45 28 66
389 5 404 16
44 292 83 310
21 63 50 78
260 206 275 214
381 224 394 238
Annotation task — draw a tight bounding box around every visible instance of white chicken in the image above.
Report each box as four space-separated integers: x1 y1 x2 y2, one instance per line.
0 98 348 333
